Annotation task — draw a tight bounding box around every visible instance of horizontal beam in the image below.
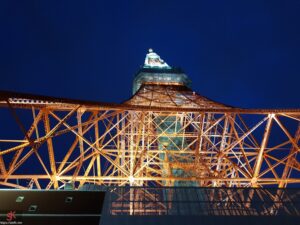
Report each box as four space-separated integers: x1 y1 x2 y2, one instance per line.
1 100 299 113
1 175 300 183
0 90 299 113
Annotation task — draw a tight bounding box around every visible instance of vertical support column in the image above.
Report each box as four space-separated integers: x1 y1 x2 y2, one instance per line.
43 110 58 189
0 155 7 177
32 107 40 139
197 113 205 186
129 111 135 184
245 114 272 207
94 116 101 179
279 124 300 188
116 113 120 178
214 114 229 187
145 112 152 184
74 109 85 181
136 112 146 186
129 112 135 215
252 114 273 187
120 112 126 177
270 124 300 215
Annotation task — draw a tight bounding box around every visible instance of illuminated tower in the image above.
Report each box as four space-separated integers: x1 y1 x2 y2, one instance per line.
0 49 299 190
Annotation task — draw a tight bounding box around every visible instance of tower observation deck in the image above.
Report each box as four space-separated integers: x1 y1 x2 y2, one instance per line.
0 49 299 223
132 49 191 94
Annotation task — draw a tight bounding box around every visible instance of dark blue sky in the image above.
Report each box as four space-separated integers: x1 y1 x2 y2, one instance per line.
1 0 299 108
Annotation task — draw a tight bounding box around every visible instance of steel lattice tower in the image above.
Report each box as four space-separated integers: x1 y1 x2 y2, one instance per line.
0 49 299 191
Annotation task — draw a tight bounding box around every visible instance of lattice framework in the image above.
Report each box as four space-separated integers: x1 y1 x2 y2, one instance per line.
0 91 299 190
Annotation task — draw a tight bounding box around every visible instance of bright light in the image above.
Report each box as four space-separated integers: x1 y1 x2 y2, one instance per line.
129 175 135 183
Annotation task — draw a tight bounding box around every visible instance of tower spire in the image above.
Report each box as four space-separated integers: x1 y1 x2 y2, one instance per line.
144 48 170 68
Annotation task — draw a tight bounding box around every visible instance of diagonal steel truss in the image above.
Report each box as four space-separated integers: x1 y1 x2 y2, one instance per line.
0 89 299 190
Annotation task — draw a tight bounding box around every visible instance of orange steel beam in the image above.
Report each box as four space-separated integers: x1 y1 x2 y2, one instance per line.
252 114 273 187
0 92 299 189
43 110 58 189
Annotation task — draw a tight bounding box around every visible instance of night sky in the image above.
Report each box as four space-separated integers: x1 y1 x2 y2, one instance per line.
0 0 299 109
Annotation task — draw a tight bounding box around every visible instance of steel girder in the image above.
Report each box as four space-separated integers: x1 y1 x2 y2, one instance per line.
0 92 299 189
